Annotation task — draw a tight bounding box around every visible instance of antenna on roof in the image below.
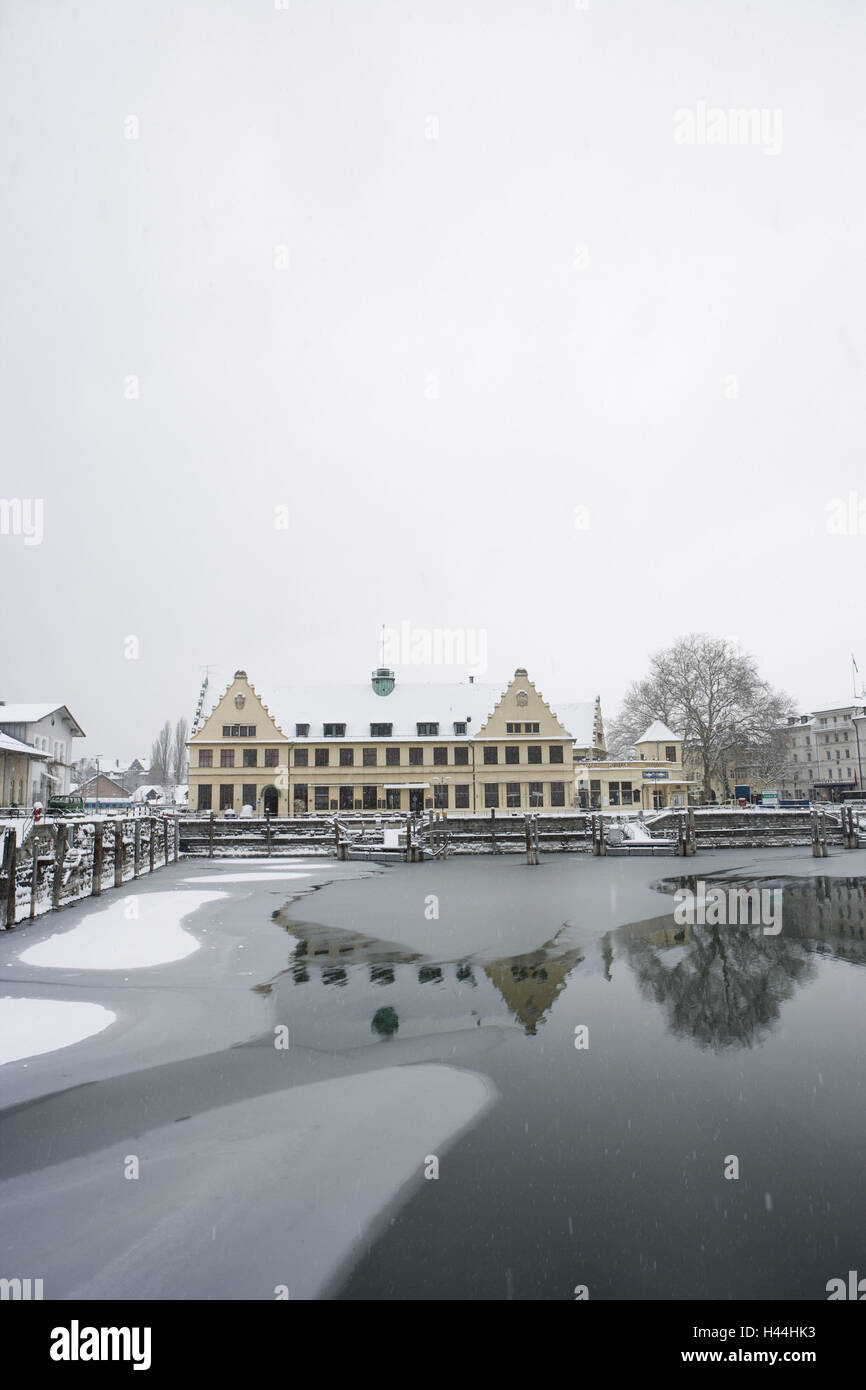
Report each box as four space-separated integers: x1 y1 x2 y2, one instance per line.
191 665 213 736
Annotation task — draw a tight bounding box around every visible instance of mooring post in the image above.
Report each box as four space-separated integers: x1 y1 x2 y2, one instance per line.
134 819 141 878
149 816 156 873
30 837 39 919
115 820 124 888
53 823 68 909
3 832 17 928
93 823 104 894
174 814 180 862
164 816 170 867
208 811 214 860
687 807 696 856
266 811 272 858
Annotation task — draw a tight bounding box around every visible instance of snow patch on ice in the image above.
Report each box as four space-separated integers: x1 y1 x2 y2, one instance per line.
0 996 115 1066
18 891 226 970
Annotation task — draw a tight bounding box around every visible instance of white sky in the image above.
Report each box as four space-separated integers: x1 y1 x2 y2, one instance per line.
3 0 865 759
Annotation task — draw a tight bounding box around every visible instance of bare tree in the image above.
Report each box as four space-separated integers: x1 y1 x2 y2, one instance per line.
610 634 795 801
172 716 189 785
150 721 173 788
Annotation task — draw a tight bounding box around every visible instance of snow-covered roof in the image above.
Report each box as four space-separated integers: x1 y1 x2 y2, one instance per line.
0 704 85 736
809 701 866 716
266 682 595 742
550 701 601 748
0 730 47 758
270 682 510 740
636 720 680 744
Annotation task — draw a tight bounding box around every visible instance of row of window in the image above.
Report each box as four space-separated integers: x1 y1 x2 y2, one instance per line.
505 722 540 733
200 748 280 768
289 744 564 768
221 725 258 737
294 721 469 739
197 782 569 811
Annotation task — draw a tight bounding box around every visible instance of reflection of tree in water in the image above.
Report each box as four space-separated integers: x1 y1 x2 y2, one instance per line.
621 917 816 1051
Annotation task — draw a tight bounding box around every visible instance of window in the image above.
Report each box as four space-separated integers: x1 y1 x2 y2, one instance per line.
363 786 377 809
370 723 392 737
609 782 620 806
506 782 520 808
528 723 540 733
198 749 213 768
417 723 439 737
506 723 518 734
323 724 346 738
340 748 354 766
264 748 279 767
294 748 309 767
433 747 447 765
453 722 467 736
453 746 469 766
409 747 423 766
434 784 449 809
621 781 632 800
455 784 470 808
294 784 307 810
549 745 564 763
242 784 256 808
197 784 212 811
220 749 235 768
314 787 329 810
484 783 499 808
315 748 329 767
529 782 544 807
505 746 519 764
243 748 257 767
295 724 309 738
222 726 231 737
339 787 354 810
362 748 377 766
527 746 542 764
219 784 234 810
385 788 401 809
550 782 565 807
386 748 400 766
483 747 498 764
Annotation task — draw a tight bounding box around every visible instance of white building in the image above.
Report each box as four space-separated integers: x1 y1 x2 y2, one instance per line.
779 700 866 802
0 703 86 805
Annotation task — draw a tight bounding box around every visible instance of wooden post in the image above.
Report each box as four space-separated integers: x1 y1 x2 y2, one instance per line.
208 810 215 859
115 821 124 888
93 823 104 895
164 816 170 866
134 819 141 878
687 807 696 855
4 833 17 928
30 837 39 919
525 815 532 864
266 811 271 858
149 817 156 874
174 814 180 861
52 824 68 909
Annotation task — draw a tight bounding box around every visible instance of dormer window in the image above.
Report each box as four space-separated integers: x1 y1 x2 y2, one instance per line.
323 723 346 738
370 723 392 737
453 722 467 736
417 722 439 737
295 724 309 738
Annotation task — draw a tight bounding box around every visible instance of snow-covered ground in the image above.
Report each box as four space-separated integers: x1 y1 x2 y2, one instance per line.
181 872 311 884
0 1064 497 1299
0 997 115 1066
17 890 226 970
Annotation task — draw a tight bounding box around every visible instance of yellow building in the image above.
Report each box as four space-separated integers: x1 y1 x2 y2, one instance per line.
575 721 696 811
188 667 603 816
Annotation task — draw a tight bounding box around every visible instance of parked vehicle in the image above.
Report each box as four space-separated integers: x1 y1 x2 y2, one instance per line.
47 794 85 815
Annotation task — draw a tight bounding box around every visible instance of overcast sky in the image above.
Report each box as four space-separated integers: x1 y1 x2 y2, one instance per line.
3 0 865 760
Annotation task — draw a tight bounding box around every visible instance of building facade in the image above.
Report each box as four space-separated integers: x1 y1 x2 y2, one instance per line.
575 720 695 811
778 701 866 802
0 703 85 805
188 667 602 816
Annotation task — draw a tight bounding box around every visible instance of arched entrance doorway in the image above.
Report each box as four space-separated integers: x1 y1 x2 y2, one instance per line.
262 786 279 815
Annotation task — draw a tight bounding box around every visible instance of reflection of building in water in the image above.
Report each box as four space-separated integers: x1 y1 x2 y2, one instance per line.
267 917 584 1035
781 877 866 967
484 943 585 1034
